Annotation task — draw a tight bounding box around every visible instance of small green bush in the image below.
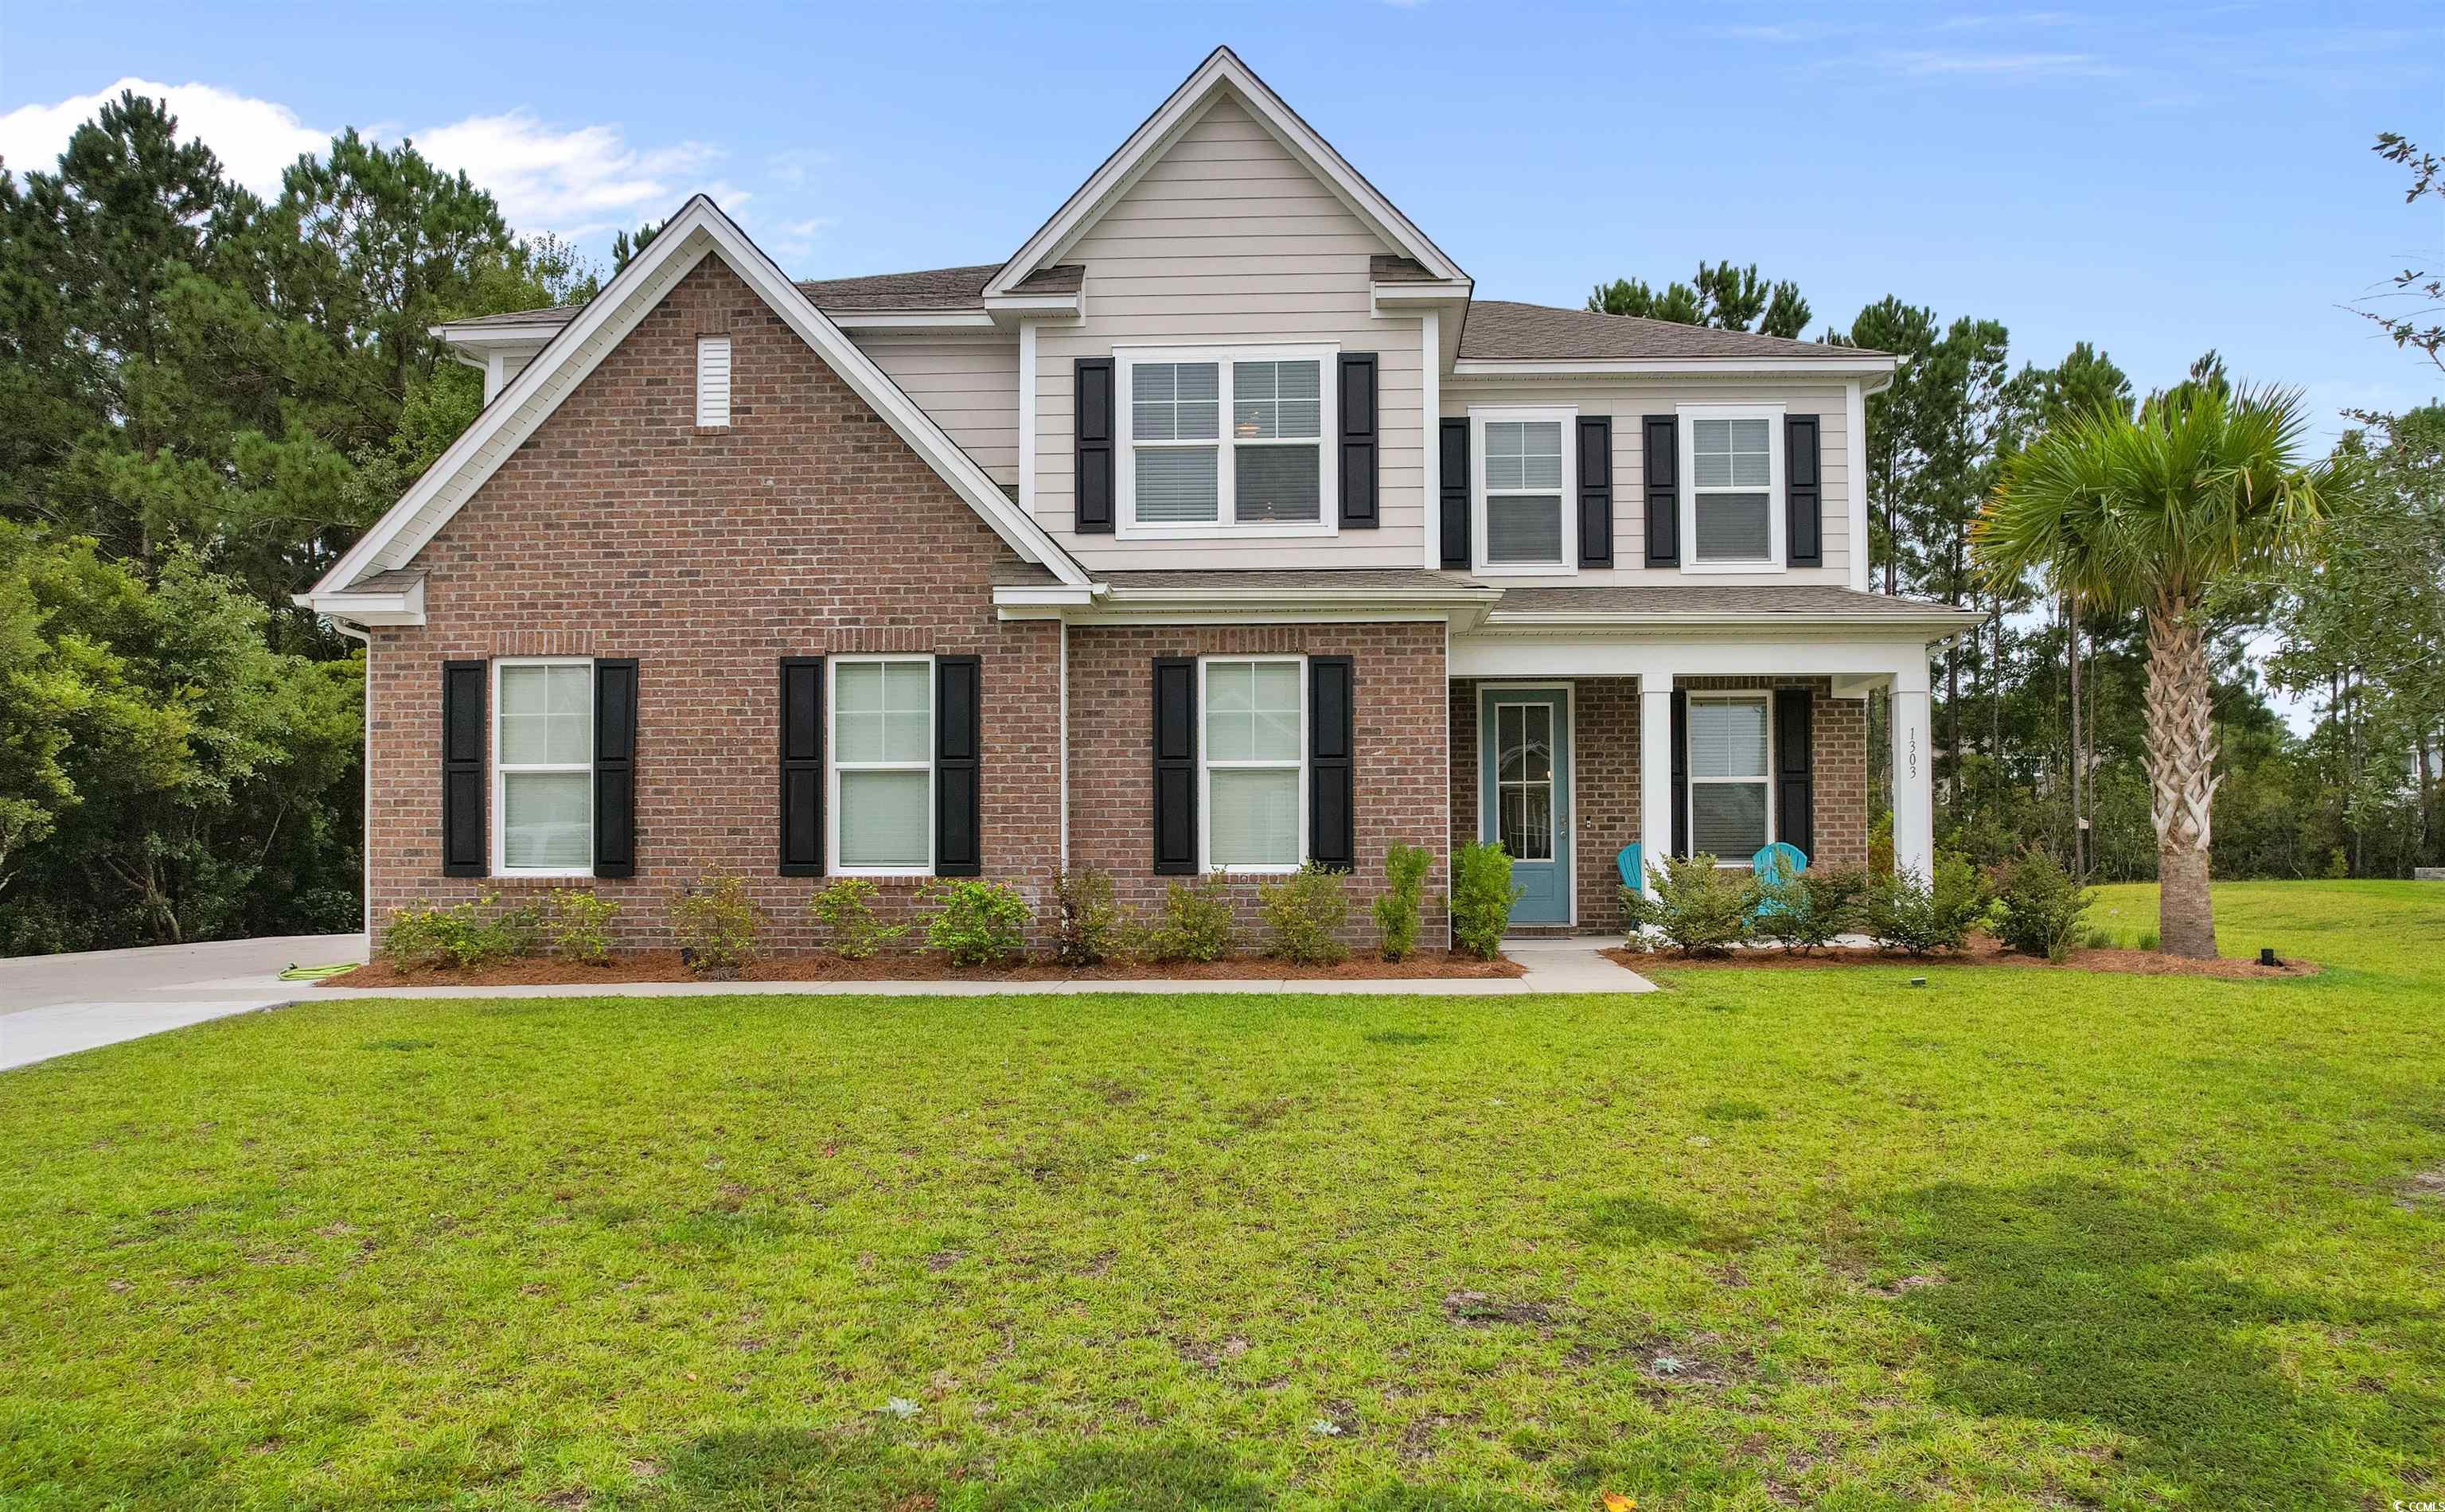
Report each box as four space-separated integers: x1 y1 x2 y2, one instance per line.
1145 874 1235 963
2136 926 2161 952
1753 862 1867 953
1258 863 1351 966
1449 841 1522 961
809 878 908 960
1374 842 1433 961
1621 852 1760 956
1049 866 1125 968
922 878 1030 968
1990 849 2092 962
543 888 620 965
382 894 538 971
670 875 763 973
1862 854 1988 956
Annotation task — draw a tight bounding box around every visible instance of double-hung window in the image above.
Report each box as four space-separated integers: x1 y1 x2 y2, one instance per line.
1688 695 1772 860
830 657 934 874
1120 347 1334 536
495 660 594 875
1679 404 1784 569
1471 407 1577 572
1201 657 1304 871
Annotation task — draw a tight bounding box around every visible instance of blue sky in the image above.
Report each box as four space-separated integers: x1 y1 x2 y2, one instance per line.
4 0 2440 438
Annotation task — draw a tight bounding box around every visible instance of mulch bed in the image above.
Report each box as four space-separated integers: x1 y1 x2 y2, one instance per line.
320 948 1523 989
1604 932 2318 980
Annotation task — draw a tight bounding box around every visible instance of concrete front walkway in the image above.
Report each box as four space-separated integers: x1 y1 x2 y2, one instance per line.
0 933 368 1071
0 933 1652 1071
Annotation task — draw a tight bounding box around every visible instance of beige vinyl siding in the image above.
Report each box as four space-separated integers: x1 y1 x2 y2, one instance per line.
1033 96 1426 570
851 333 1020 486
1444 381 1856 587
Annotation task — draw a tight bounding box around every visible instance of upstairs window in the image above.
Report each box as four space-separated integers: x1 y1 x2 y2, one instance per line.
1679 405 1784 569
1470 407 1577 572
1119 347 1335 536
696 336 731 427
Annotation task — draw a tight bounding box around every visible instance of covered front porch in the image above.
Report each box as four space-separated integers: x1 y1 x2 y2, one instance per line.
1447 634 1942 934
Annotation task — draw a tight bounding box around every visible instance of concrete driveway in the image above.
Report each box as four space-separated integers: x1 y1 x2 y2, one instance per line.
0 933 367 1071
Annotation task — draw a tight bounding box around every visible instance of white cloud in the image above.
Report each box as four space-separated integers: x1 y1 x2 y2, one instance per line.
757 214 841 263
1 80 750 242
1870 49 2117 76
0 77 324 194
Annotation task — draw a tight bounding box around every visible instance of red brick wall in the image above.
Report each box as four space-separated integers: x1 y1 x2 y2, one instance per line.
1067 623 1449 948
365 255 1061 950
1449 674 1866 935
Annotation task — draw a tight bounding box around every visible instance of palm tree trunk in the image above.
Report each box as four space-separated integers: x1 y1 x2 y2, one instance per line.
2144 596 2220 958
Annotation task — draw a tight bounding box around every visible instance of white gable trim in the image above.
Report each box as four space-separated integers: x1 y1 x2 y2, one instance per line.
984 46 1468 300
310 195 1087 603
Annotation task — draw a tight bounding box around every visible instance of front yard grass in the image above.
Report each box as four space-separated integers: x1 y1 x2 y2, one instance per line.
4 881 2441 1509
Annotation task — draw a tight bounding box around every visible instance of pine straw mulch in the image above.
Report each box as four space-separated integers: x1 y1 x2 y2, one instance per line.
320 948 1524 990
1604 932 2318 980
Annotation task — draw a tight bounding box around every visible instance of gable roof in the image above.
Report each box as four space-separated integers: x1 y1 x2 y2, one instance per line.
1459 302 1890 365
306 196 1089 613
984 45 1468 299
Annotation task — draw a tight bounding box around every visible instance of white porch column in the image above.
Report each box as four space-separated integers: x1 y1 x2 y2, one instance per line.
1638 679 1678 897
1889 665 1936 881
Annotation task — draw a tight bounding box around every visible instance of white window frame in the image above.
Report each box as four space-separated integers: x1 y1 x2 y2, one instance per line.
1677 402 1786 574
696 335 731 427
1197 654 1308 875
827 654 936 878
1469 404 1578 576
492 657 595 879
1687 692 1775 867
1116 344 1339 540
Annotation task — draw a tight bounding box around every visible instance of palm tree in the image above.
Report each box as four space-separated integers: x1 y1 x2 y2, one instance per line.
1972 384 2346 958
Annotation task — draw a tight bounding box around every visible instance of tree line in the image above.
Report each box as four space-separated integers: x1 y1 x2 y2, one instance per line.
0 94 2435 955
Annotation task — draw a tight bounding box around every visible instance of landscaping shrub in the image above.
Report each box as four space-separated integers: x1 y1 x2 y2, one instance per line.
1450 841 1521 961
381 894 537 971
1258 863 1350 966
922 878 1029 968
809 878 908 960
1048 865 1125 968
1753 863 1868 953
1862 854 1988 955
1145 874 1235 963
670 875 763 974
1620 852 1760 956
1374 842 1432 961
1991 848 2093 962
543 888 619 964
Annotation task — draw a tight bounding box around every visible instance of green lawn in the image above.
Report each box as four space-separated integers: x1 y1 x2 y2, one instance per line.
5 882 2442 1510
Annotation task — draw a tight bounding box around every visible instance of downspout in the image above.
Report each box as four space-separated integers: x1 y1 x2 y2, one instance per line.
330 618 373 938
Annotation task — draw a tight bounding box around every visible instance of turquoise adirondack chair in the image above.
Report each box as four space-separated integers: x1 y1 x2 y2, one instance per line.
1749 842 1810 923
1615 843 1644 891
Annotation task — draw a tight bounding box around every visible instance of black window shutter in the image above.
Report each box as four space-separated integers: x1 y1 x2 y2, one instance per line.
1152 657 1198 875
1669 688 1690 857
1643 415 1679 567
1577 415 1613 567
1308 657 1355 871
1774 687 1815 860
1074 358 1115 534
935 655 982 876
592 658 638 879
1785 415 1823 567
1439 418 1470 569
1337 353 1378 528
778 657 825 876
441 660 488 877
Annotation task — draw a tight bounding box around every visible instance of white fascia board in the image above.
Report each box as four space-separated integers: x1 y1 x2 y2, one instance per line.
1370 282 1473 315
985 46 1467 299
831 310 999 331
1448 633 1945 682
431 323 564 350
314 195 1090 596
1084 583 1503 631
292 579 426 627
1479 608 1980 634
1449 357 1898 380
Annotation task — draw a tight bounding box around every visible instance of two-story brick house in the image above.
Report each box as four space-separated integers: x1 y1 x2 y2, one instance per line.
303 47 1975 948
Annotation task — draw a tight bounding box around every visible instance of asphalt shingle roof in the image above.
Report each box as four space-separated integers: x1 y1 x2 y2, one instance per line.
1457 301 1885 363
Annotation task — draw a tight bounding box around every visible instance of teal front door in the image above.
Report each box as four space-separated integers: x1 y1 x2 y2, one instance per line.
1480 687 1570 926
